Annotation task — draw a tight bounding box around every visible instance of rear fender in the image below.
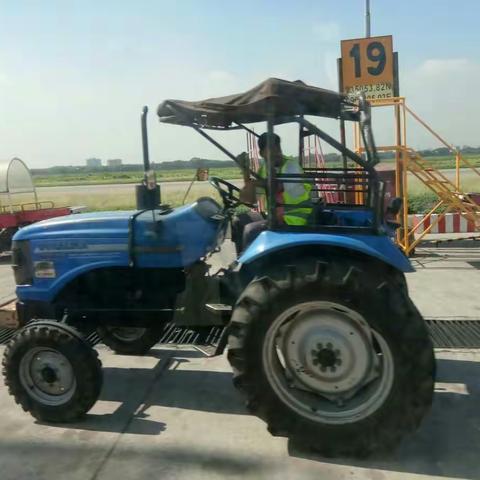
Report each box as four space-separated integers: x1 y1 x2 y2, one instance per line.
237 230 413 273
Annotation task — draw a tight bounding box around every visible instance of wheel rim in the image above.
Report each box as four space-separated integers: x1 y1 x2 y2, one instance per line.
107 327 146 342
19 347 76 406
262 301 394 425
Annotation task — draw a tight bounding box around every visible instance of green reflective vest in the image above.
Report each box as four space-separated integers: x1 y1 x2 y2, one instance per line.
258 158 312 225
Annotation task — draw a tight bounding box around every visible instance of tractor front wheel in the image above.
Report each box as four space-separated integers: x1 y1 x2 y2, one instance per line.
2 321 102 422
227 258 435 457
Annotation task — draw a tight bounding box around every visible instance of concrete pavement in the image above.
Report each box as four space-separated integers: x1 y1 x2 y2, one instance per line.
1 345 479 480
0 245 479 479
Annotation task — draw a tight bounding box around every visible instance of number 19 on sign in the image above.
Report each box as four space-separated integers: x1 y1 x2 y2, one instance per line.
341 35 395 101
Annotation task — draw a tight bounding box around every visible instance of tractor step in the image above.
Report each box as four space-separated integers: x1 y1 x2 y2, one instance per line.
84 323 226 356
206 303 232 313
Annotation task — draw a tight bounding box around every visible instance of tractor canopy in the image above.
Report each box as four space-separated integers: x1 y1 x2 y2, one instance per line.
157 78 359 129
157 78 384 236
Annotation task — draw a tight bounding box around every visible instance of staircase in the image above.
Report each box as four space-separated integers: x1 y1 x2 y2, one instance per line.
406 148 480 228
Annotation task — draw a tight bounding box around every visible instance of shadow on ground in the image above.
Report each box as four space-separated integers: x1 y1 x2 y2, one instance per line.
36 348 480 478
46 348 246 436
289 357 480 480
0 440 268 478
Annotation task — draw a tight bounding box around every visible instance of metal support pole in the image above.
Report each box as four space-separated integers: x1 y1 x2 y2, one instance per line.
394 102 403 245
191 125 261 180
455 152 461 191
298 123 304 168
402 101 409 251
337 58 348 182
266 119 276 230
365 0 371 37
141 106 150 172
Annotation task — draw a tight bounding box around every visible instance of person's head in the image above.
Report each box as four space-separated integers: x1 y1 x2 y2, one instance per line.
258 133 283 166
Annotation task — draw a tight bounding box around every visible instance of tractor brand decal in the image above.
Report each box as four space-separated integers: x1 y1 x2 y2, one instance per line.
34 261 56 278
34 243 128 254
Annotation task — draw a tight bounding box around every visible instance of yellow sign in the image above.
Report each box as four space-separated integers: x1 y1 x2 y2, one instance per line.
341 35 394 100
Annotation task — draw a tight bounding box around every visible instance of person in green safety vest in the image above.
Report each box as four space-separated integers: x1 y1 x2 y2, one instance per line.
255 133 312 226
232 133 312 253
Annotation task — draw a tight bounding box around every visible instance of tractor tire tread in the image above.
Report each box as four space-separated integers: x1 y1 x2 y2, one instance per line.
2 320 102 422
227 257 435 458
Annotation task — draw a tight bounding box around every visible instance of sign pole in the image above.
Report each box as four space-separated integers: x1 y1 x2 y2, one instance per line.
365 0 371 37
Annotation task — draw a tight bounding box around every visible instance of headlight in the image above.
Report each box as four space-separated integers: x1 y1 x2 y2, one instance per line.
12 240 33 285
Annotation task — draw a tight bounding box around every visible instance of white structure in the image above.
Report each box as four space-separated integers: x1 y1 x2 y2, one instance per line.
107 159 122 167
86 158 102 168
0 157 37 210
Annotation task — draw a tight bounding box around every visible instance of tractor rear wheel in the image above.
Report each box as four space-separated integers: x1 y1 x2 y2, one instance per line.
2 321 102 422
227 258 435 457
96 325 163 355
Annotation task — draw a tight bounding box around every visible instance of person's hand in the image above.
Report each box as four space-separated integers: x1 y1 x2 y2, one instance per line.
239 180 256 204
236 152 250 175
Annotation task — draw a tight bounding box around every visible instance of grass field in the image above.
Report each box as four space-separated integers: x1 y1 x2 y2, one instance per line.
32 155 480 187
31 168 480 214
36 182 219 211
29 163 480 214
33 167 241 187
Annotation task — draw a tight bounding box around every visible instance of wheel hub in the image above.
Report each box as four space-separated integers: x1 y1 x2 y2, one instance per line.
263 300 395 424
20 348 76 404
40 366 58 384
283 304 374 395
312 344 341 370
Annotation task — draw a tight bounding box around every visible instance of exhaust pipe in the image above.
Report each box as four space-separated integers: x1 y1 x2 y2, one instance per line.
136 106 161 210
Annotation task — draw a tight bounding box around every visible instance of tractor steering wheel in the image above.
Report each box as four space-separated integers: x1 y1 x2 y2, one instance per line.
209 177 250 209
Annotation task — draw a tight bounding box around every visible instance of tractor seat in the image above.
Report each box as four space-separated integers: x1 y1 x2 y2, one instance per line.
310 201 338 226
194 197 223 220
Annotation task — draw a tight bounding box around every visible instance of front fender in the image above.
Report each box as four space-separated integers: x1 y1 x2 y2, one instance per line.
17 259 130 303
238 231 414 273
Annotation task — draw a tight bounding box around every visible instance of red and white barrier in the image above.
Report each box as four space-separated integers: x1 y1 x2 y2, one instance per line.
409 213 478 234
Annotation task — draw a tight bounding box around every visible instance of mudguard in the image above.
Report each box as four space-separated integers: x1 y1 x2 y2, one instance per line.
238 230 414 273
14 199 224 303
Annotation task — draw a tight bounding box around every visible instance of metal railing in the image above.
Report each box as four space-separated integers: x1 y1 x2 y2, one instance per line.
354 97 480 255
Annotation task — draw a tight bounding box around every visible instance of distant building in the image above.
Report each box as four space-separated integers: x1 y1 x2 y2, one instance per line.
86 158 102 168
107 159 122 168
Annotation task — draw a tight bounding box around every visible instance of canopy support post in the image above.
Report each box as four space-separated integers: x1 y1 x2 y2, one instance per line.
296 117 373 173
266 118 277 230
233 122 260 138
190 124 261 180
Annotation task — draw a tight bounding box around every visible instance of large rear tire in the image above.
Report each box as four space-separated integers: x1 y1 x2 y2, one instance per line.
2 321 103 422
227 258 435 457
96 325 163 355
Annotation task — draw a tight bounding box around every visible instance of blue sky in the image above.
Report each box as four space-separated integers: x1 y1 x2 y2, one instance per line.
2 0 480 166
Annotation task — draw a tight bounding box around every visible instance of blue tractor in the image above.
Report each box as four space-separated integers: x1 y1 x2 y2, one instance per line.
2 79 435 457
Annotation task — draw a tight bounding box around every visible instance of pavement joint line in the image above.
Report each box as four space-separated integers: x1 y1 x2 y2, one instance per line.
89 352 174 480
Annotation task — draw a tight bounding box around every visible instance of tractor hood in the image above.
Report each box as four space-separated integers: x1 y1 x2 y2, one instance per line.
13 210 134 240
